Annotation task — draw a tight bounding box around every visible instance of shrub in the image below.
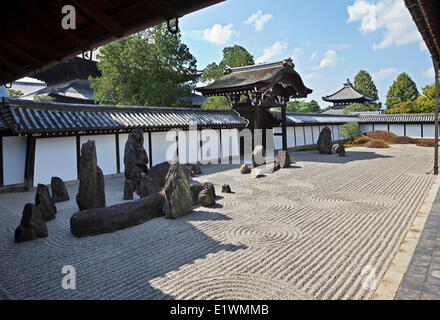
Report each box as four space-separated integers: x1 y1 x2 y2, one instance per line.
340 122 362 143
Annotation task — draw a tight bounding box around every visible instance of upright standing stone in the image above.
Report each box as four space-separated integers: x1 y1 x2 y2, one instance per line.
274 150 291 169
76 140 106 211
123 180 133 201
51 177 70 203
15 203 48 243
337 145 346 157
252 145 266 167
148 161 191 188
317 127 333 154
139 173 160 198
124 129 148 195
35 184 57 221
163 159 193 219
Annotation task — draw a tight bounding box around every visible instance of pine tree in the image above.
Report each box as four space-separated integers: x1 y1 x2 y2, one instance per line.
385 73 419 109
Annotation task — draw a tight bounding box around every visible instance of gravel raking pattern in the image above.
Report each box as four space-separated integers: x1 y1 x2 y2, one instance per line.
0 144 435 300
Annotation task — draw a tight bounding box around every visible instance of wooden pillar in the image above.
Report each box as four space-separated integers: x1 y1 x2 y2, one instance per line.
281 104 287 151
76 135 81 178
24 135 36 189
0 136 3 186
115 133 120 174
435 59 439 175
148 132 153 169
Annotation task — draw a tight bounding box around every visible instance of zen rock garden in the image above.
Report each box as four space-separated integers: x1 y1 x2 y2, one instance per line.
13 126 344 243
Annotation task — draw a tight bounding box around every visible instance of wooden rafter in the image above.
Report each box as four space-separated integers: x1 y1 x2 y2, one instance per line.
71 0 125 37
143 0 177 19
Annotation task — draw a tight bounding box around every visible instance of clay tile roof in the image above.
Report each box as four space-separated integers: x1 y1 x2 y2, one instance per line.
323 79 374 103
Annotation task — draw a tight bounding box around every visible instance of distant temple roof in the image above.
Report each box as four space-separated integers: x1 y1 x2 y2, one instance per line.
21 79 95 103
197 59 312 100
323 79 374 108
0 98 247 135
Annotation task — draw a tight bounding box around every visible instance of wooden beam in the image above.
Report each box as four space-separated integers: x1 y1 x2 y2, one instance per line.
0 40 43 67
0 136 3 186
281 105 287 151
435 59 439 175
24 136 36 189
148 132 153 169
76 135 81 178
143 0 177 19
71 0 125 37
115 133 120 174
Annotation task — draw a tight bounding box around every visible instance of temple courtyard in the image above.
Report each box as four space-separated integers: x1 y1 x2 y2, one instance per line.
0 144 436 300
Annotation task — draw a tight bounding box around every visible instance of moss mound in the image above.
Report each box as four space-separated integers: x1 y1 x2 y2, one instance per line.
366 130 397 140
364 140 390 149
386 136 418 144
354 135 373 144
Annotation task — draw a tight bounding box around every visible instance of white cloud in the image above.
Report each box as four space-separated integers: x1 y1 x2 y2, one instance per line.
256 41 288 64
244 10 273 31
310 51 318 61
422 67 435 78
203 24 234 45
372 67 398 81
314 50 338 69
291 47 304 60
347 0 423 50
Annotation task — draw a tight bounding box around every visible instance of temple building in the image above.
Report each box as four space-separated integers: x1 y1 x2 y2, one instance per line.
322 79 374 115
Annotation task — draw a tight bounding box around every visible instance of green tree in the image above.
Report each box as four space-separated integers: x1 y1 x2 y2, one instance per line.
385 83 435 114
201 45 254 83
90 23 197 106
7 89 23 98
353 70 381 110
201 45 254 109
342 103 371 115
385 73 419 109
340 122 362 143
284 99 321 113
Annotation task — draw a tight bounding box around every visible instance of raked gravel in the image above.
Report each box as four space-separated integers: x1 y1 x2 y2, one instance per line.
0 144 435 300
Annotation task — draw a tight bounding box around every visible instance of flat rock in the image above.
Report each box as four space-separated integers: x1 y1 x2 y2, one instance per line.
51 177 69 203
222 184 232 193
163 159 193 219
240 164 251 174
252 145 266 167
251 168 264 179
274 150 291 169
190 184 205 205
35 184 57 221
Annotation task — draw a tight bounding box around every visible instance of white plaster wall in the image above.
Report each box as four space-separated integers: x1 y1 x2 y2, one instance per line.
80 135 117 175
287 127 295 148
273 127 282 150
221 129 239 158
312 126 320 144
406 125 422 138
334 125 340 140
2 136 27 186
151 131 177 166
361 124 373 133
296 127 305 147
34 137 77 186
423 124 435 138
389 124 405 136
201 129 221 162
304 126 313 145
373 124 388 131
178 130 199 165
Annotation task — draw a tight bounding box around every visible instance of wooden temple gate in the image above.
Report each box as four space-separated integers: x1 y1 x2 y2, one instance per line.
197 58 313 153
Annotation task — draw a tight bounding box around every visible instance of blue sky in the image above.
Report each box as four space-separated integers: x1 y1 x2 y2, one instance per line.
179 0 435 108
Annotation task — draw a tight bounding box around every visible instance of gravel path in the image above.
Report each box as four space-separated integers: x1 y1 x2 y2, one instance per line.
0 145 435 300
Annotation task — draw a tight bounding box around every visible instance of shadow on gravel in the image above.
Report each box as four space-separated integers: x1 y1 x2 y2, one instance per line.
294 150 393 164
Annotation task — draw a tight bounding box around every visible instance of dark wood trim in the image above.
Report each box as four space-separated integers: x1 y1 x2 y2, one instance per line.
422 124 424 138
311 126 314 143
404 123 407 136
115 133 120 174
388 123 390 132
281 105 287 151
148 132 153 169
293 126 297 147
303 126 306 146
373 123 375 131
0 136 3 186
76 135 81 178
219 129 223 160
176 134 179 159
200 134 203 162
24 136 36 189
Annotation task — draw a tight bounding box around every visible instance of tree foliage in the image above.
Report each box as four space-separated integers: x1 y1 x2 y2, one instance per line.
340 122 362 143
284 100 321 113
34 94 54 102
353 70 380 109
385 73 419 109
201 45 255 83
201 45 254 109
90 23 197 107
343 103 372 115
385 83 435 114
7 89 23 98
